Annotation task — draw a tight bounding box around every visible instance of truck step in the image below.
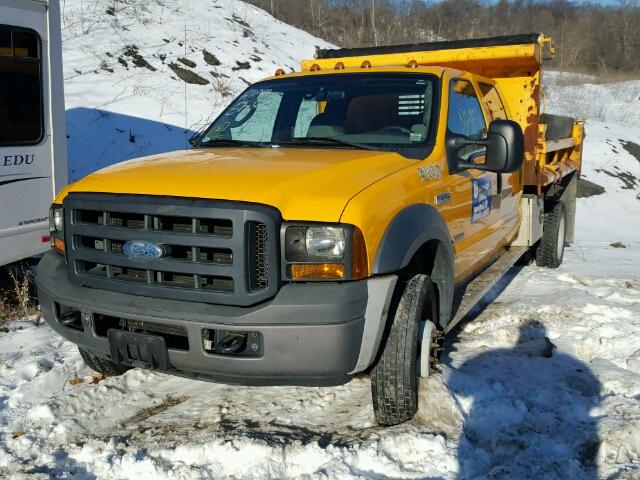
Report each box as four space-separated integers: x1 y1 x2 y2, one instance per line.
446 246 527 333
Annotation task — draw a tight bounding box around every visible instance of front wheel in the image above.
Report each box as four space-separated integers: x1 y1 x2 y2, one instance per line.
370 274 438 426
535 201 567 269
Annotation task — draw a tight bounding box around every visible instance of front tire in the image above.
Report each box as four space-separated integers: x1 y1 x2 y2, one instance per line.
79 347 131 377
536 201 567 269
371 274 438 426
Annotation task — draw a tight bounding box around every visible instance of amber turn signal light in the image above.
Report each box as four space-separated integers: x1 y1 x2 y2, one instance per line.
352 227 369 279
54 237 65 255
289 263 345 280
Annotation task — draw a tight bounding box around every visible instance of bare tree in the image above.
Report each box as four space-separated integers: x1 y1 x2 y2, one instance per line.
246 0 640 74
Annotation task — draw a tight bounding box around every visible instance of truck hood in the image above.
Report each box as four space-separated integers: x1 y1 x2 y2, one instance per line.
58 147 412 222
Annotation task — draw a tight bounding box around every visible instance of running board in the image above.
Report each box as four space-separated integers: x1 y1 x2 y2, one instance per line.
445 247 527 333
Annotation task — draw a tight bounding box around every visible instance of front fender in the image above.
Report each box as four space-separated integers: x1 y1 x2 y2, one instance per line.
373 204 452 274
372 204 454 325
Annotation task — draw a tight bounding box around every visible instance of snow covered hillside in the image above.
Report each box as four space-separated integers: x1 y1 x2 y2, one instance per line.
62 0 333 181
544 71 640 127
1 7 640 478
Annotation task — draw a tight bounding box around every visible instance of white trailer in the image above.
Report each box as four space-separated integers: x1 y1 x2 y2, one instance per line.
0 0 66 266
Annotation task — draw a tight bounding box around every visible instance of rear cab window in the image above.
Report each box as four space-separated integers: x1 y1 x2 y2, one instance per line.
0 25 43 146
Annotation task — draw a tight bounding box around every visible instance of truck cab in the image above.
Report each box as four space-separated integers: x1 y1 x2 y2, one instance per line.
37 33 584 426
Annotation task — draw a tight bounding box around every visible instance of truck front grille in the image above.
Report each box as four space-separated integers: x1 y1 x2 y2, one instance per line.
64 194 280 306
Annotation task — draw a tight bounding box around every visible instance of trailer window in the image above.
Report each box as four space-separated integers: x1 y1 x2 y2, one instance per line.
479 83 507 120
0 26 43 146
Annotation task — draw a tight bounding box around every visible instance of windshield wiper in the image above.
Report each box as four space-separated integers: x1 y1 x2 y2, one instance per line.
198 139 269 148
277 137 379 151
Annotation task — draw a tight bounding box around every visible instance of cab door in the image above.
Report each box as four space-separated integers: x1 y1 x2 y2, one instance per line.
443 76 502 282
477 80 520 240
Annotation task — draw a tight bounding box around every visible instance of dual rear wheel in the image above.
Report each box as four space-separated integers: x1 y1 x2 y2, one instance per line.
535 201 567 269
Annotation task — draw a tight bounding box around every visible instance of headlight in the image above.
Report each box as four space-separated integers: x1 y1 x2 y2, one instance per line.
286 226 345 261
283 223 367 281
49 204 65 254
51 206 63 232
306 227 345 258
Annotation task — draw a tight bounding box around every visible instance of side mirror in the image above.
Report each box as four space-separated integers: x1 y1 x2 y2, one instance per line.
456 120 524 173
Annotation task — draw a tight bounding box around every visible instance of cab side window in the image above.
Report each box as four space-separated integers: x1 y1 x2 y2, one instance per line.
447 79 487 168
479 83 507 120
447 79 486 139
0 26 43 146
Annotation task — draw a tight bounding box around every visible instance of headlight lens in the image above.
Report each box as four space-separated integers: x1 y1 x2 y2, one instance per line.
306 227 345 259
283 224 367 281
285 225 346 262
52 207 63 231
49 204 65 254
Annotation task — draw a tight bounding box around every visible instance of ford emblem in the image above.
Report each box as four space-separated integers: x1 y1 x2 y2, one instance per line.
123 240 165 260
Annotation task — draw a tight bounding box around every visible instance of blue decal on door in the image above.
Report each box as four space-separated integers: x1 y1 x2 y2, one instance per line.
471 177 492 223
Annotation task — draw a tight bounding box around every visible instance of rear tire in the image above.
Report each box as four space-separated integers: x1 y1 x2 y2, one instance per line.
371 274 438 426
536 201 567 269
79 347 131 377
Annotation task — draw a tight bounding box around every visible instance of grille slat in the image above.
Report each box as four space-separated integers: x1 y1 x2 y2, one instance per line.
73 249 235 276
65 194 279 306
70 223 236 248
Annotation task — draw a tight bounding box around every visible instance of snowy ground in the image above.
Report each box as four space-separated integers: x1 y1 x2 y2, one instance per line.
543 70 640 128
1 3 640 477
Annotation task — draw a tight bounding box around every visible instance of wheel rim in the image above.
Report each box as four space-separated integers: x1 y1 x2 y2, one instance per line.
556 213 566 260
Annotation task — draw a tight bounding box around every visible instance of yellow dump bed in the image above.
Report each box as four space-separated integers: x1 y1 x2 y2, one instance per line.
305 34 584 190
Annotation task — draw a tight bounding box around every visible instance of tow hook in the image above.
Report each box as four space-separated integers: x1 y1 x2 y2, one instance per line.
59 309 81 327
215 333 247 354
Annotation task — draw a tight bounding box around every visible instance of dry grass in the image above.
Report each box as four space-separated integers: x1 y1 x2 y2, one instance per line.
212 76 233 98
0 268 41 329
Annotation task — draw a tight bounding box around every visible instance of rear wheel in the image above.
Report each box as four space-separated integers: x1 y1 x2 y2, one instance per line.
536 201 567 269
79 347 131 377
371 274 438 426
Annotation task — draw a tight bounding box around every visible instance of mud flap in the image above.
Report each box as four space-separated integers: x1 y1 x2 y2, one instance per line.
108 329 170 370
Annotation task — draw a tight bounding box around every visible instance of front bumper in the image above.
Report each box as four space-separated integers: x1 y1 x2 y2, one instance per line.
37 252 396 386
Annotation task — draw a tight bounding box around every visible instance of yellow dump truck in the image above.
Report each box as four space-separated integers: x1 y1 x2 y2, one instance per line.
38 33 584 425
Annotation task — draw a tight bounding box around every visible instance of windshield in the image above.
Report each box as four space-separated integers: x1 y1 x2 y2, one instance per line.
199 73 438 153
